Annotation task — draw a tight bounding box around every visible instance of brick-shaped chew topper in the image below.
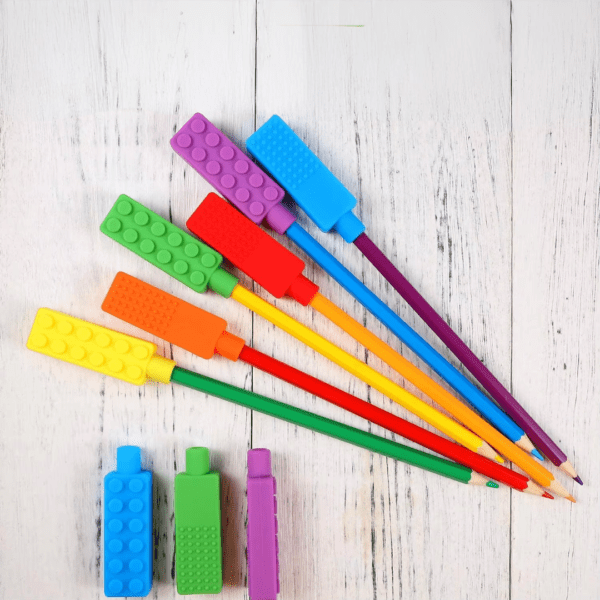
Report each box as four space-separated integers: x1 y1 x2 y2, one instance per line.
100 195 238 298
247 449 279 600
175 448 223 595
104 446 153 597
26 308 175 385
246 115 366 243
170 113 296 235
187 193 319 306
102 272 245 361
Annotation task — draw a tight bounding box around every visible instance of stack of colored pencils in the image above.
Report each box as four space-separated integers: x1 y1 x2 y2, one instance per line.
26 110 580 504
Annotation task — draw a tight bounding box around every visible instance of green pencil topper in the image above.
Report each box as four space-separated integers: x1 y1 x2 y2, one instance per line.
101 194 237 298
174 447 223 595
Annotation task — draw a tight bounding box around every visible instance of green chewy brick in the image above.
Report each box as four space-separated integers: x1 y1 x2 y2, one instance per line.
175 447 223 595
100 195 238 298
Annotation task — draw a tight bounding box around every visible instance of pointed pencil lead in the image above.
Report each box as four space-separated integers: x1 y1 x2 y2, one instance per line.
542 492 554 499
486 481 499 488
559 460 579 480
566 495 576 503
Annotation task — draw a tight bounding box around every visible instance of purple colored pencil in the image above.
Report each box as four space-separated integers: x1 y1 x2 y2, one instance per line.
353 231 580 482
247 449 280 600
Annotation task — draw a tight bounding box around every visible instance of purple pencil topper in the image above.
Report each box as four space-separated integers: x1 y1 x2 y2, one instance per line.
247 448 279 600
171 114 296 235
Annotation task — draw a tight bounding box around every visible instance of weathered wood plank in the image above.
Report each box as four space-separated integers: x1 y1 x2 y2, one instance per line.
511 2 600 598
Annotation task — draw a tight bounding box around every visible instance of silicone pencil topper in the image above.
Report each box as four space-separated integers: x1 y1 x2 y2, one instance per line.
102 273 550 495
170 112 294 235
246 115 580 482
247 449 279 600
104 446 153 597
27 308 175 385
100 196 501 461
26 309 510 492
186 193 318 306
102 272 246 362
170 113 540 461
175 447 222 595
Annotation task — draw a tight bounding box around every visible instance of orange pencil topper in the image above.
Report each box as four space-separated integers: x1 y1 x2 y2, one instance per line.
102 272 245 362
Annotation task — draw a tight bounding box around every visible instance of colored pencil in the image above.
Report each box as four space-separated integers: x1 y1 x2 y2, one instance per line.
184 194 572 491
354 231 581 482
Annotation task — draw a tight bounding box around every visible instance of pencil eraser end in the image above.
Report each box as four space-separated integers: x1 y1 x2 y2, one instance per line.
248 448 272 478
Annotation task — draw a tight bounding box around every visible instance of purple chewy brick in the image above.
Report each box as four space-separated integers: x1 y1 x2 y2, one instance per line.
247 449 279 600
171 114 296 235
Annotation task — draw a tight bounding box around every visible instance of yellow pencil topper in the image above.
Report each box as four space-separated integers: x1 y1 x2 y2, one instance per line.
27 308 175 385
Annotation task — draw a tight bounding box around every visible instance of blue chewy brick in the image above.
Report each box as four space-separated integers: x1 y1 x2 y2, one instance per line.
246 115 366 242
104 446 153 597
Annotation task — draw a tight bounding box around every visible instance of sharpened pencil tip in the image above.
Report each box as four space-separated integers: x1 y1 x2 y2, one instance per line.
566 495 576 503
531 449 544 461
542 492 554 499
574 476 583 485
486 481 499 488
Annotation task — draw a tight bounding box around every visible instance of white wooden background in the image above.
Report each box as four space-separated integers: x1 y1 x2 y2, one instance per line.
0 1 598 599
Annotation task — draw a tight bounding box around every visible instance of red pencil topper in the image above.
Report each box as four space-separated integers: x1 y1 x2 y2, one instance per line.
187 193 319 306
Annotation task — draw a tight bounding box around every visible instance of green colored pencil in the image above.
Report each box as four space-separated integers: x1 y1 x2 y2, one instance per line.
172 367 494 487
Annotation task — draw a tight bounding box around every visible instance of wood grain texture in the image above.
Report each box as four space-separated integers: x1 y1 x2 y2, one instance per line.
511 1 600 598
0 0 596 599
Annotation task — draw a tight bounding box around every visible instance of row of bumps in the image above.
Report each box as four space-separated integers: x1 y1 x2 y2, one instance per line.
101 195 224 294
175 525 222 594
171 113 285 225
104 447 153 597
246 114 320 193
26 308 158 385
